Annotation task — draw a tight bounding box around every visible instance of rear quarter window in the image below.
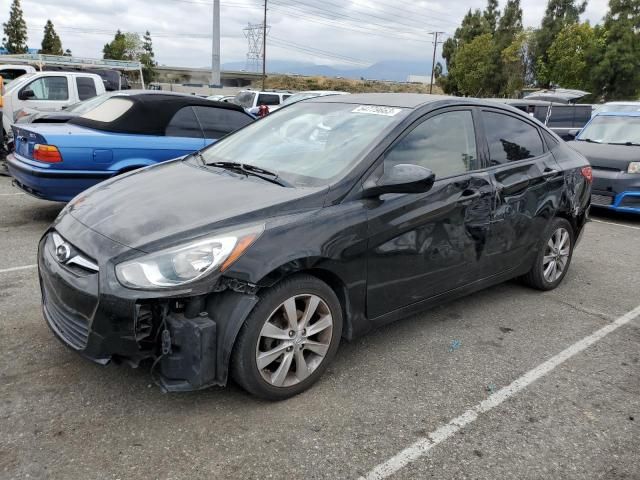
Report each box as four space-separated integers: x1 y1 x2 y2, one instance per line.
257 93 281 106
81 98 134 122
483 111 545 165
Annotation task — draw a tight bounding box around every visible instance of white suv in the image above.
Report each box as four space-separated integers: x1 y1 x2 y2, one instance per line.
233 90 292 115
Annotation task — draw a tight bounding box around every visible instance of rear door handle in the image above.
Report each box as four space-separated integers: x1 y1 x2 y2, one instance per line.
542 169 560 180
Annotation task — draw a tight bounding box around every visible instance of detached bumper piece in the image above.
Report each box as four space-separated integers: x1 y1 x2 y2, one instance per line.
156 314 218 392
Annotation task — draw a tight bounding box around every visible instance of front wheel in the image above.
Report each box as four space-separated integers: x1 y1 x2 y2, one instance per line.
521 217 574 291
231 274 342 400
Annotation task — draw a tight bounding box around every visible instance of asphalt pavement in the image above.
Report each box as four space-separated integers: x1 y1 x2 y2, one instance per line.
1 176 638 480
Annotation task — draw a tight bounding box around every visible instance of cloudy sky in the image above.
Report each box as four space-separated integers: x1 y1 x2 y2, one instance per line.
2 0 609 69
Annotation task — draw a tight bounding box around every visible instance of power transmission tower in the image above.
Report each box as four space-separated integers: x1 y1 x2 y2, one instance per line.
262 0 267 90
429 31 444 94
243 23 269 74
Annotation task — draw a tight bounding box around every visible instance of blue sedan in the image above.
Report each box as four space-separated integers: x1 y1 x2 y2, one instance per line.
7 92 254 202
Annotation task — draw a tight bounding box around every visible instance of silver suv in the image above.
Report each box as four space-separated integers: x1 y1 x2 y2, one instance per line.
233 90 292 115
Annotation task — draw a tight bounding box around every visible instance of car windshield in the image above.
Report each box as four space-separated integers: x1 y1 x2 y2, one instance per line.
3 73 36 94
281 93 321 106
195 102 409 186
578 115 640 144
595 104 640 114
234 91 256 108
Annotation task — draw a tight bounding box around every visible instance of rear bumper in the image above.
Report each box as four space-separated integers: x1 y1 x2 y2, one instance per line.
591 168 640 214
7 153 111 202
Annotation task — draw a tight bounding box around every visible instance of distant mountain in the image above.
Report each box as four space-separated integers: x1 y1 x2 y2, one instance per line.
221 59 442 82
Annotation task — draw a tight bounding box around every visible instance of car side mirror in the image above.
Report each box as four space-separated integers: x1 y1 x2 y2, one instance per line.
18 89 35 101
362 164 436 198
567 128 581 139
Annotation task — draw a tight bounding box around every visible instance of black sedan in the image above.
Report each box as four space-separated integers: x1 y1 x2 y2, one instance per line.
569 111 640 214
39 94 592 400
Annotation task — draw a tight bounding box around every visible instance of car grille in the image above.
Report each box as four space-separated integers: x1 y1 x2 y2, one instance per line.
591 194 613 206
43 286 90 350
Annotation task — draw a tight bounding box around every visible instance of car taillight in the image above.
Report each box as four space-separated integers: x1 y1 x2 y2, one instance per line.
580 166 593 184
33 144 63 163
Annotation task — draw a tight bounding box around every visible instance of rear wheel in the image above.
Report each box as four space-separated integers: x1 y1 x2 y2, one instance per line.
231 274 342 400
521 217 574 291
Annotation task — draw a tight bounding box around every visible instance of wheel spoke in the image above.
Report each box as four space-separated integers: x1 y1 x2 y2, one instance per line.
260 322 291 340
554 231 562 250
282 297 299 330
547 238 556 252
271 351 294 386
544 260 556 281
305 340 329 356
306 314 333 337
543 254 555 265
559 231 569 251
257 343 289 369
294 349 310 381
557 254 568 270
299 296 320 330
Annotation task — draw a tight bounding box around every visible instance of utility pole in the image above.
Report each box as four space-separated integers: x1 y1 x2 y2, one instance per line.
262 0 267 90
429 31 444 94
211 0 221 86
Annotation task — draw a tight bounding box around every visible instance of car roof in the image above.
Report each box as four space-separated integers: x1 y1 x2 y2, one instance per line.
310 93 531 110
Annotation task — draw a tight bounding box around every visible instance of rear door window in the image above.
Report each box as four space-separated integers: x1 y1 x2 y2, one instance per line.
257 93 281 106
22 76 69 101
193 106 253 139
76 77 97 101
482 111 545 165
165 106 204 138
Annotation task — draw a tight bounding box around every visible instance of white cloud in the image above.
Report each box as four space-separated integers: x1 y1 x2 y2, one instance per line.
1 0 610 68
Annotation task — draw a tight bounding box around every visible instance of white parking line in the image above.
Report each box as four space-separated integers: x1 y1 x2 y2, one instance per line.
0 264 37 274
360 304 640 480
0 192 25 196
592 219 640 231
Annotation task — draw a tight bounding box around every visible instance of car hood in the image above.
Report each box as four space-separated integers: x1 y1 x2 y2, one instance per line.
568 141 639 170
67 159 327 250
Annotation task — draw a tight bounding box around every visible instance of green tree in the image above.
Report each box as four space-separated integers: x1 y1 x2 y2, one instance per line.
140 30 157 83
103 30 141 60
502 30 534 96
546 22 604 90
483 0 501 33
2 0 28 54
64 48 72 56
449 33 496 96
593 0 640 100
533 0 588 86
39 20 63 55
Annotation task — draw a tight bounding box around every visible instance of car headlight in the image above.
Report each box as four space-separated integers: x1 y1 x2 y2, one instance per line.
115 224 264 289
628 162 640 174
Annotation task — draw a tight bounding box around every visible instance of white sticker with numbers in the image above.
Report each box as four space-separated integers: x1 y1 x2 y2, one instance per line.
352 105 402 116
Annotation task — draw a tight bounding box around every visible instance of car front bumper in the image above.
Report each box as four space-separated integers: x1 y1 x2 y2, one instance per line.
7 153 112 202
38 216 259 392
591 167 640 214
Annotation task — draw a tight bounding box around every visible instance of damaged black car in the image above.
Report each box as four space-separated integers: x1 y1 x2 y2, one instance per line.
39 94 592 400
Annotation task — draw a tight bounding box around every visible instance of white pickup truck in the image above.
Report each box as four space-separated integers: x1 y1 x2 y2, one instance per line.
2 71 106 150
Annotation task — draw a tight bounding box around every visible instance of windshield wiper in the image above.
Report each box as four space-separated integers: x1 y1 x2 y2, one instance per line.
208 161 292 187
580 138 601 143
608 141 640 146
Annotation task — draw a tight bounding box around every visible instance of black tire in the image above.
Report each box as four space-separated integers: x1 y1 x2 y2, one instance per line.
521 217 575 291
230 274 343 400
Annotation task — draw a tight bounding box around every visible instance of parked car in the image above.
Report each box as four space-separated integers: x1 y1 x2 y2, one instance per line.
280 90 349 106
592 101 640 116
0 64 36 87
233 89 292 115
502 99 592 140
568 111 640 214
37 94 592 399
2 71 106 150
8 92 254 201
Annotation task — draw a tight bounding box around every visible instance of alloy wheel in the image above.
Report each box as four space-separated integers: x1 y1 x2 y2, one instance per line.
255 294 334 388
542 227 571 283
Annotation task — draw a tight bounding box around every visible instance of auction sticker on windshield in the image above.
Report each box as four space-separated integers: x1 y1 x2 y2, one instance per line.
352 105 403 116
